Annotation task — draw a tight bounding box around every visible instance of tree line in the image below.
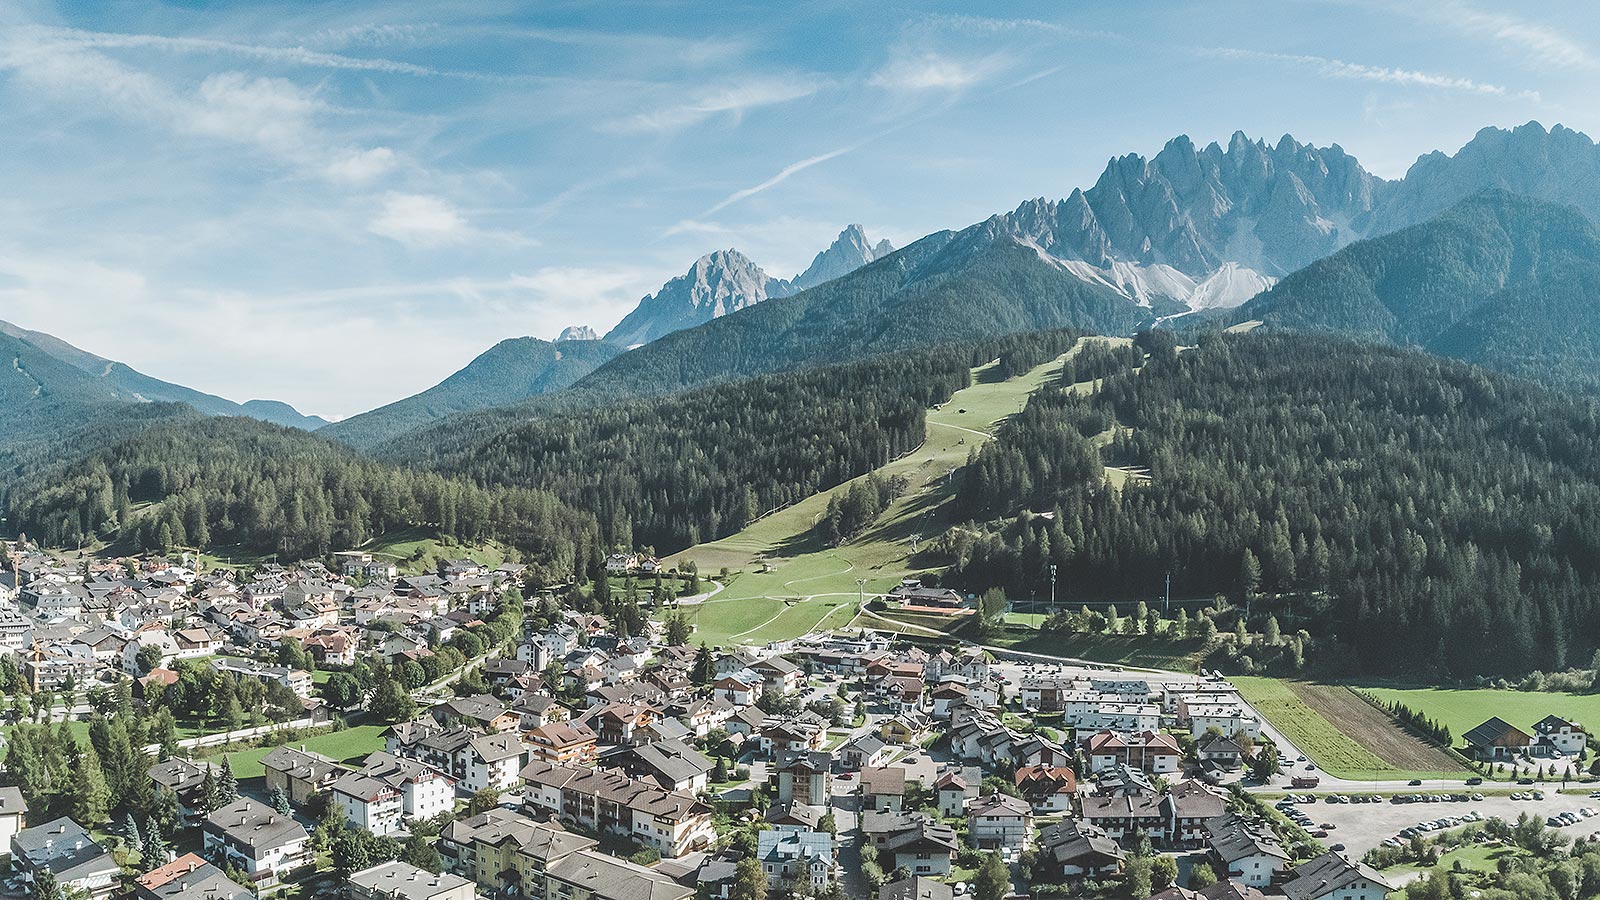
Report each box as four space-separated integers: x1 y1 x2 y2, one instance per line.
940 332 1600 678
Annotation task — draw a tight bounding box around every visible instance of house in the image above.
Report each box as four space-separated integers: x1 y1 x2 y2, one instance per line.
1035 820 1125 881
1280 851 1396 900
880 876 954 900
262 746 343 806
613 739 715 793
929 682 970 719
880 712 932 746
887 581 966 610
965 793 1032 850
1198 736 1244 770
348 860 477 900
865 814 959 877
133 853 253 900
1532 715 1588 756
430 695 519 733
757 829 834 887
759 717 828 755
148 758 224 824
1083 731 1181 774
11 817 119 900
1014 765 1078 813
1463 717 1533 761
1079 793 1165 844
527 721 600 767
332 770 405 835
1206 814 1290 889
0 786 27 855
713 673 763 707
840 734 892 771
1184 703 1260 741
935 771 977 818
353 752 457 823
1149 883 1269 900
386 721 526 794
1162 781 1228 848
861 766 907 812
511 694 571 731
518 760 715 858
773 750 833 806
440 809 692 900
203 798 311 891
751 656 803 695
766 802 828 832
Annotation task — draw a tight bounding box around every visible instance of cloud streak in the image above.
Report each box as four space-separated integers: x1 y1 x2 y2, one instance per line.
1206 47 1540 100
699 145 857 218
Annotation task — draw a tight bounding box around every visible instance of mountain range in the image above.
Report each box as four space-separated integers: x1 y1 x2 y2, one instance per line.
601 224 895 348
0 318 326 430
1238 190 1600 393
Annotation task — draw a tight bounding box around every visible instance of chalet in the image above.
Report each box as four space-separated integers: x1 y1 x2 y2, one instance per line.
750 656 803 694
861 766 907 812
526 722 599 767
262 746 342 806
612 739 715 793
1197 736 1244 769
1206 813 1290 889
1532 715 1588 756
386 721 525 794
1463 717 1533 761
1035 821 1124 882
429 695 519 733
1080 793 1164 844
347 861 476 900
517 760 715 857
713 673 763 707
880 712 932 746
332 769 405 835
1163 781 1228 848
935 771 977 817
442 809 693 900
887 581 966 611
1280 851 1396 900
148 758 224 824
757 830 834 887
840 734 891 770
203 797 312 891
1014 765 1077 813
511 693 570 731
351 752 456 822
862 812 959 877
965 792 1032 850
1083 730 1181 774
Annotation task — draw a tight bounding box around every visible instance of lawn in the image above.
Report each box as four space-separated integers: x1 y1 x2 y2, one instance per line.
206 724 388 779
1382 840 1525 877
359 529 509 575
1233 677 1469 781
1360 685 1600 750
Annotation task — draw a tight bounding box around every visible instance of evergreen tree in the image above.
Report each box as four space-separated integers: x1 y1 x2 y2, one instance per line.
72 741 112 827
141 816 170 870
217 756 240 805
973 852 1009 900
691 644 715 685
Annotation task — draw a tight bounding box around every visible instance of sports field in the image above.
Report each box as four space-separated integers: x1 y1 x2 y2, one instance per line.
1233 677 1468 780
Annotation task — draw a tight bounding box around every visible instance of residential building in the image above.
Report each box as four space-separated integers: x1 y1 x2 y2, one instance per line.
0 786 27 856
1206 814 1290 889
519 760 716 857
526 721 599 767
613 739 714 793
202 798 311 891
880 877 953 900
11 817 119 900
353 752 457 822
1280 851 1397 900
332 770 405 835
861 766 907 812
1083 731 1181 774
134 853 253 900
757 829 834 887
347 860 477 900
1013 765 1077 813
1035 821 1125 882
1532 715 1588 756
262 746 342 806
772 750 833 806
965 793 1032 850
1463 717 1533 761
439 808 693 900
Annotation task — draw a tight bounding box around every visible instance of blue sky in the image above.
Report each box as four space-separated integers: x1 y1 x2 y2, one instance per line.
0 0 1591 418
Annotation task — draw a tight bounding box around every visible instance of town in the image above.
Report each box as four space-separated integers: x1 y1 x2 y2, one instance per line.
0 539 1595 900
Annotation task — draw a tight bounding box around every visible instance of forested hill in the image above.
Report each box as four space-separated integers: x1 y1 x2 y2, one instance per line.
3 416 599 583
320 336 622 451
401 329 1083 553
374 229 1146 458
942 331 1600 678
1237 190 1600 394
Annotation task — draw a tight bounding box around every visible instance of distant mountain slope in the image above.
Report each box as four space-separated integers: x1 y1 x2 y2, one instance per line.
319 336 623 450
1371 122 1600 233
0 319 327 430
602 225 894 348
1238 190 1600 392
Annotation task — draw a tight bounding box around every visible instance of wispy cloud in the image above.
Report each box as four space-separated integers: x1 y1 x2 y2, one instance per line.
367 193 531 249
869 51 1003 91
1205 47 1540 100
605 76 825 133
1424 2 1596 71
699 145 858 218
19 24 508 81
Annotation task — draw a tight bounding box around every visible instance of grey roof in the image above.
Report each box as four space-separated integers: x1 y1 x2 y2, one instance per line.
880 876 954 900
204 797 308 854
758 829 833 864
1463 716 1528 747
11 817 117 883
1281 851 1396 900
546 848 695 900
622 739 714 788
348 860 476 900
136 855 252 900
1205 813 1289 864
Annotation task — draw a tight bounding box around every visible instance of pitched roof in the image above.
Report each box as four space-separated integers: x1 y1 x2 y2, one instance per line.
1281 851 1396 900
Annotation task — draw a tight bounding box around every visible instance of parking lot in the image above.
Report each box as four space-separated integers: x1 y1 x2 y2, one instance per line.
1276 790 1600 857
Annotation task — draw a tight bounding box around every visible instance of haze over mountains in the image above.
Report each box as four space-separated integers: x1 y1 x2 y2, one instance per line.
0 318 326 430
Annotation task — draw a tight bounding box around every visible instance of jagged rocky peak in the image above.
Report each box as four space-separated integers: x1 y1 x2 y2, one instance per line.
557 325 599 342
790 224 896 291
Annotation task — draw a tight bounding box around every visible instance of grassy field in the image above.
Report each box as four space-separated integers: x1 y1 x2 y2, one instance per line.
1360 686 1600 750
359 529 511 575
667 346 1083 647
1233 678 1469 780
207 724 388 779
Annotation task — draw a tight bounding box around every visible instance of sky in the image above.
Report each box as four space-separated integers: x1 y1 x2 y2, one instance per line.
0 0 1594 419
